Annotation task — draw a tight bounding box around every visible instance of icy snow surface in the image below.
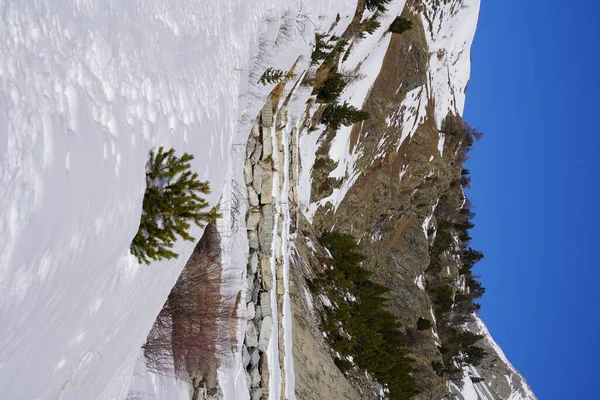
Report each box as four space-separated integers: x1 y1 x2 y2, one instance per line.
0 0 349 399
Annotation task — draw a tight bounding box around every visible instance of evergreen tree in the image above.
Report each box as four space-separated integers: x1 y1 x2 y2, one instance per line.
365 0 392 13
315 72 348 103
390 17 413 34
321 101 370 129
259 67 285 85
131 147 220 264
417 317 433 331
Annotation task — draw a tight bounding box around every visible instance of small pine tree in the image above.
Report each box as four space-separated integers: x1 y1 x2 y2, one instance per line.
259 67 285 85
315 72 348 103
360 15 382 38
390 17 413 34
321 102 370 129
417 317 433 331
365 0 392 13
131 147 220 264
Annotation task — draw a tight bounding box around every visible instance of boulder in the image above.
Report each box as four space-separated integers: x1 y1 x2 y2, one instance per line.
258 316 273 352
249 253 258 274
260 166 273 204
259 291 272 317
260 353 269 396
252 163 263 195
250 347 260 366
262 128 273 160
260 255 272 290
250 365 261 387
244 160 253 185
248 186 259 207
242 345 251 368
250 141 263 165
258 205 274 252
249 231 259 250
246 211 261 231
250 388 262 400
246 301 255 320
245 371 252 391
245 322 259 348
246 136 256 159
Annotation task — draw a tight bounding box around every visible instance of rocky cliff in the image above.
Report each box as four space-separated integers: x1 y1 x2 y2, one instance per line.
232 1 537 399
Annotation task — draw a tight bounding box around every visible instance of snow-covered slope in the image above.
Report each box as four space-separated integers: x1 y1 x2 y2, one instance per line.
448 316 537 400
0 1 346 399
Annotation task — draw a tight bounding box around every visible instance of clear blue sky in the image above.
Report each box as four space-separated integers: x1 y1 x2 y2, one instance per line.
464 1 600 399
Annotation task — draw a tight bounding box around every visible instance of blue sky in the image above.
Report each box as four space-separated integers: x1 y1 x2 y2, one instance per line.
464 0 600 398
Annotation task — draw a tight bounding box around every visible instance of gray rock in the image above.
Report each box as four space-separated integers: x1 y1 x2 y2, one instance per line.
248 186 259 207
251 122 260 138
258 316 273 352
246 274 255 299
246 136 256 159
250 365 261 387
261 100 273 128
246 211 261 231
252 163 263 195
245 322 259 348
262 128 273 160
258 205 274 252
249 253 258 274
254 305 262 321
260 353 269 394
259 291 272 317
260 166 273 204
245 371 252 390
260 254 272 290
244 160 253 185
249 231 259 250
246 301 255 320
250 387 262 400
250 347 260 366
242 345 251 368
250 141 263 165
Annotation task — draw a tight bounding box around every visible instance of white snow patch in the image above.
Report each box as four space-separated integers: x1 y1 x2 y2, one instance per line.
421 0 481 126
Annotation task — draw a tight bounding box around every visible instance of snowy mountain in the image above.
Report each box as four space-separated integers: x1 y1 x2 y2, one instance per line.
0 1 535 399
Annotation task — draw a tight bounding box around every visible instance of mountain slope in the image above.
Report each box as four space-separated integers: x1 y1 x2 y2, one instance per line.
0 1 537 399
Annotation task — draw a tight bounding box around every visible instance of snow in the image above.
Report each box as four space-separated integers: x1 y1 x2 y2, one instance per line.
437 132 446 156
0 0 349 398
394 85 428 150
302 1 408 219
473 316 537 400
414 274 426 291
420 0 481 126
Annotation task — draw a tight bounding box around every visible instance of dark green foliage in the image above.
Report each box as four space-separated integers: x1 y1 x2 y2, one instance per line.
389 17 413 34
417 318 433 331
315 72 347 103
315 232 418 399
365 0 392 13
131 147 220 264
422 114 488 376
259 67 284 85
321 101 370 129
334 357 354 373
360 15 381 38
311 33 335 65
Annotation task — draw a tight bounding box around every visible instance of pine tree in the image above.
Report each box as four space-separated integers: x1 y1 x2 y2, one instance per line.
365 0 392 13
131 147 221 264
259 67 285 85
390 17 413 34
321 102 370 129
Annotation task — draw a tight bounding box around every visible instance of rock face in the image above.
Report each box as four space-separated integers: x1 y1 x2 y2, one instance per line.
229 1 535 400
